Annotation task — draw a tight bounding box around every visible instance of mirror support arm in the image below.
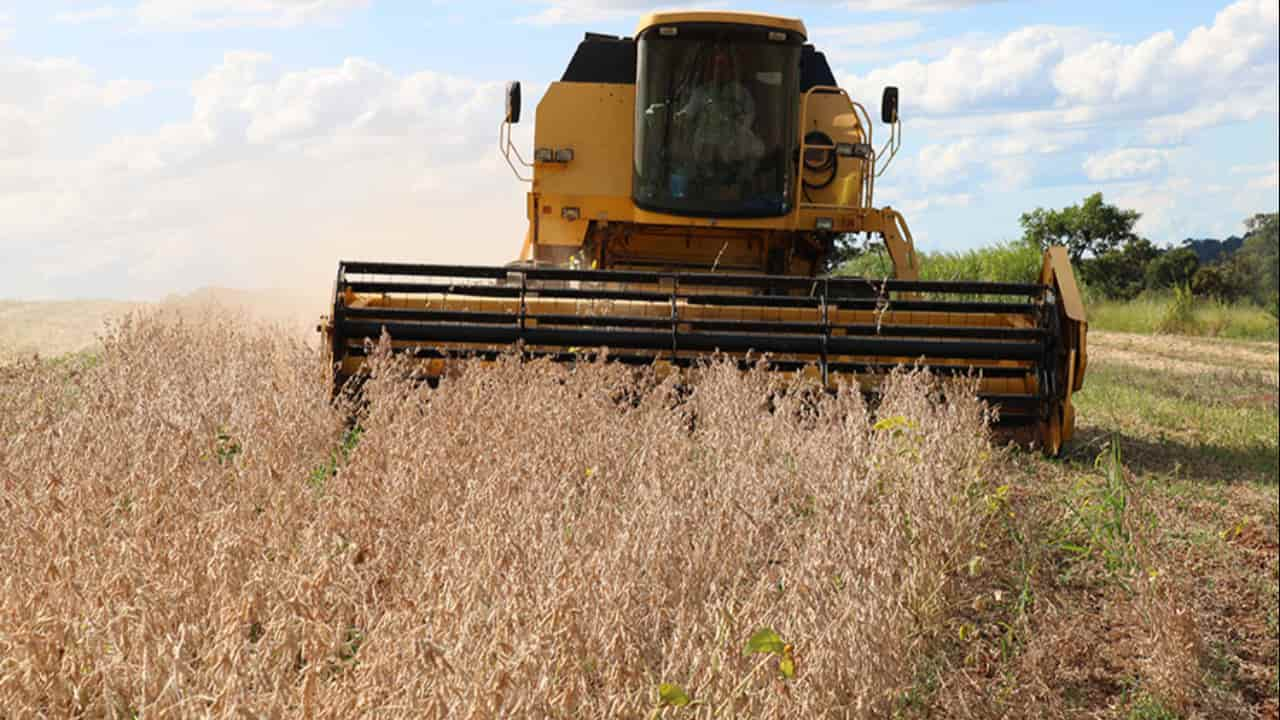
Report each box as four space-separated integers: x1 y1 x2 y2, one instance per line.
500 120 533 183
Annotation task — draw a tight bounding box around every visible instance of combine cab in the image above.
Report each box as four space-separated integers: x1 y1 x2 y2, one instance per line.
322 10 1087 453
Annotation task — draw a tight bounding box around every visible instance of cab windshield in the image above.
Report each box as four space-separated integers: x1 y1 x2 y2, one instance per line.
633 25 801 218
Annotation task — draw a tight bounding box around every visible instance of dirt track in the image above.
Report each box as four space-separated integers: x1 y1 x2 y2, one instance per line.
1088 330 1279 385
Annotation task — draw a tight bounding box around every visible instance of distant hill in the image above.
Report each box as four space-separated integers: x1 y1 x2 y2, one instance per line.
1180 236 1243 264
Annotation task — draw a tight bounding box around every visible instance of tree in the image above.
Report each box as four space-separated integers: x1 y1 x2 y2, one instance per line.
1144 246 1200 290
1083 236 1161 300
823 233 865 274
1020 192 1142 262
1191 253 1254 303
1241 212 1279 304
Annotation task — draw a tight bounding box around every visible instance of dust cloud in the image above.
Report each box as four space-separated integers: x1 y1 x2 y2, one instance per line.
0 287 328 361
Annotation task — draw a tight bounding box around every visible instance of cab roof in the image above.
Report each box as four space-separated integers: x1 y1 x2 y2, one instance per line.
635 10 807 40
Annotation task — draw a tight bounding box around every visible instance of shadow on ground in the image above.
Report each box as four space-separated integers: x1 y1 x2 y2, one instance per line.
1066 425 1279 485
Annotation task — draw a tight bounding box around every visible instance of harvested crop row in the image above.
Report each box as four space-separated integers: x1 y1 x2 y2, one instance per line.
1 310 998 718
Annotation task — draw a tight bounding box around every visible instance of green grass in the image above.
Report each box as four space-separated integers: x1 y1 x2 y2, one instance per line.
837 238 1043 285
1089 294 1279 341
1070 347 1277 708
838 240 1279 341
1053 439 1144 582
1070 361 1278 483
307 425 364 490
1126 694 1179 720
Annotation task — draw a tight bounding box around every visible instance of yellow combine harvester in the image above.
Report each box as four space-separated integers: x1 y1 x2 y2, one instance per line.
321 10 1088 453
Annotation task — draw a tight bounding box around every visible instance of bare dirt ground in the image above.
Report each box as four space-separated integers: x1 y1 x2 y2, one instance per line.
925 330 1279 718
1091 330 1280 382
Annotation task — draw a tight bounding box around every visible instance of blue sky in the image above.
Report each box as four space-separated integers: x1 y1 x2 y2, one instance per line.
2 0 1277 300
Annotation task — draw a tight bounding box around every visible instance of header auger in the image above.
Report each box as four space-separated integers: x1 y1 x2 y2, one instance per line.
321 9 1087 453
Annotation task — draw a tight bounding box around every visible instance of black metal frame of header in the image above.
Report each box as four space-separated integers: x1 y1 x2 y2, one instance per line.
330 261 1061 422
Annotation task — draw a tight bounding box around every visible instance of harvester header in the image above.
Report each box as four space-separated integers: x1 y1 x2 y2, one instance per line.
322 9 1088 453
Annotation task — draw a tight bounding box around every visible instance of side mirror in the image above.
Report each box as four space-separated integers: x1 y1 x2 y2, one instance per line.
881 86 899 124
505 81 522 124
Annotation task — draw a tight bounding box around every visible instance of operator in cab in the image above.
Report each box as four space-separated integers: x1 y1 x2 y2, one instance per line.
634 22 801 218
672 44 767 194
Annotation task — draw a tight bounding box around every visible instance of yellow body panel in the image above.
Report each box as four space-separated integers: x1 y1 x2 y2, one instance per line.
525 80 899 275
799 92 870 209
534 83 634 200
531 82 632 251
528 83 876 230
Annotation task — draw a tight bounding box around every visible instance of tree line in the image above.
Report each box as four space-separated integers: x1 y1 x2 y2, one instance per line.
1021 194 1278 314
832 194 1279 318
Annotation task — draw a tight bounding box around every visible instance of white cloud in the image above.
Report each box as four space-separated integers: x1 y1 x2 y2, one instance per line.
2 51 532 299
914 139 977 187
845 0 1275 122
515 0 673 27
0 56 151 163
1051 31 1180 107
893 191 972 215
133 0 370 29
809 21 936 66
1231 160 1280 190
822 29 996 67
519 6 637 26
1250 173 1279 190
1230 161 1276 175
1110 176 1262 242
54 6 126 24
522 0 1001 21
844 25 1080 116
1082 148 1170 182
1174 0 1279 77
1239 161 1280 189
1051 0 1278 142
837 0 1277 194
1100 164 1274 244
812 21 925 47
0 55 151 291
1112 178 1193 240
911 132 1071 191
1142 84 1278 143
844 0 1001 11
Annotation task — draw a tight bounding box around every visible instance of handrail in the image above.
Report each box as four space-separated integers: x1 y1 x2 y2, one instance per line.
849 100 875 206
796 86 872 212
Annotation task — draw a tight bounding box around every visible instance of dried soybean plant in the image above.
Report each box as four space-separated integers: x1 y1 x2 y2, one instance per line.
0 309 999 718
